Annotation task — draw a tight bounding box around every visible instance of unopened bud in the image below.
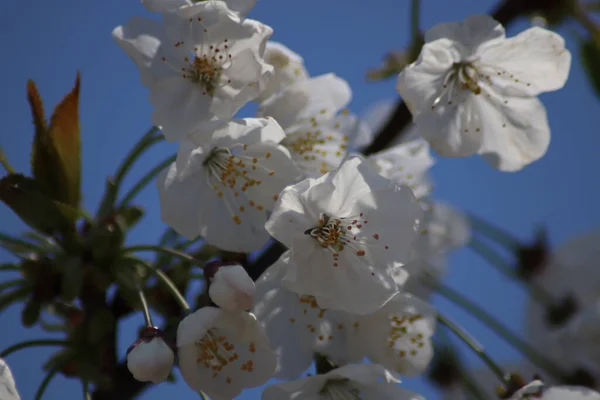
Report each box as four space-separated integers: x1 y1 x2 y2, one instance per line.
126 327 174 384
206 262 255 311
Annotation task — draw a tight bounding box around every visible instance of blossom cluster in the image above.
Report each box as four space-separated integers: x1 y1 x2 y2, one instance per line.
107 1 588 399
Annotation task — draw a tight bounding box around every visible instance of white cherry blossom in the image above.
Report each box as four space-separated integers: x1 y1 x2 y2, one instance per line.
404 201 470 299
142 0 256 16
177 307 276 399
524 228 600 372
113 2 273 141
156 118 302 252
397 14 571 171
510 380 600 400
256 41 309 103
252 254 342 379
126 327 175 383
367 137 434 200
555 298 600 377
265 156 423 314
262 363 425 400
257 73 362 177
326 293 436 377
0 358 20 400
206 261 256 311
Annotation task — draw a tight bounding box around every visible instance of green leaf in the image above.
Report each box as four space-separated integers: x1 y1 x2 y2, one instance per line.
581 39 600 97
96 178 117 219
0 174 79 235
117 205 144 229
47 73 82 208
29 74 82 208
59 255 84 302
21 298 42 327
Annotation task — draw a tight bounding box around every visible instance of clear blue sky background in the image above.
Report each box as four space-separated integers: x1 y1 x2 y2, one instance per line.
1 0 600 399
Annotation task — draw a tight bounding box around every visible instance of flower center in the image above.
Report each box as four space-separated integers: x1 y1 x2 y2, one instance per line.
454 61 481 94
304 213 389 268
320 379 363 400
203 145 276 225
387 313 426 358
195 329 239 374
162 17 232 96
432 61 483 110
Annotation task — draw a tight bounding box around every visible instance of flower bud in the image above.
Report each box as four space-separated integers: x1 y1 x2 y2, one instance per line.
126 327 174 383
206 262 255 311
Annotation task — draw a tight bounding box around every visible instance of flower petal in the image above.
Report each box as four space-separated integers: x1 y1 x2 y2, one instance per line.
481 26 571 97
477 96 550 171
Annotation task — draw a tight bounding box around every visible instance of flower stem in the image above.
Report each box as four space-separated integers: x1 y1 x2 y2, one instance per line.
113 126 161 191
34 367 58 400
467 214 520 250
437 313 509 385
0 339 70 358
410 0 420 40
137 286 153 327
0 146 14 174
132 258 191 312
123 245 203 267
118 154 175 207
469 237 556 306
0 279 24 293
83 380 91 400
429 279 566 380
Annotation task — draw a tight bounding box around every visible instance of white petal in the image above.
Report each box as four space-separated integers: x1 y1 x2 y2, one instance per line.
258 73 351 130
396 39 462 119
481 26 571 96
425 15 505 55
156 161 271 252
209 264 256 311
477 96 550 171
127 338 175 383
225 0 257 15
253 258 329 379
142 0 188 13
416 93 484 157
112 17 173 87
265 178 326 247
0 359 20 400
257 41 309 103
178 308 276 399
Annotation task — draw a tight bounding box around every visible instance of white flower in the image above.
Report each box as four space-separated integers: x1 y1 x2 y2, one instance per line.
177 307 276 399
262 363 425 400
156 118 302 252
0 358 20 400
555 298 600 377
326 293 436 377
255 41 309 103
257 73 359 177
367 137 435 200
403 202 470 299
113 2 273 141
397 14 571 171
265 156 423 314
142 0 256 16
207 261 256 311
252 254 339 379
510 380 600 400
126 328 175 383
524 228 600 372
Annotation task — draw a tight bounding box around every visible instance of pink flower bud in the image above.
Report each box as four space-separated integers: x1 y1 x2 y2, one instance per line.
207 262 255 311
126 327 174 383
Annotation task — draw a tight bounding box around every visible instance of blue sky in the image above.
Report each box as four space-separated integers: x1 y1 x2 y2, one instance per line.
1 0 600 399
